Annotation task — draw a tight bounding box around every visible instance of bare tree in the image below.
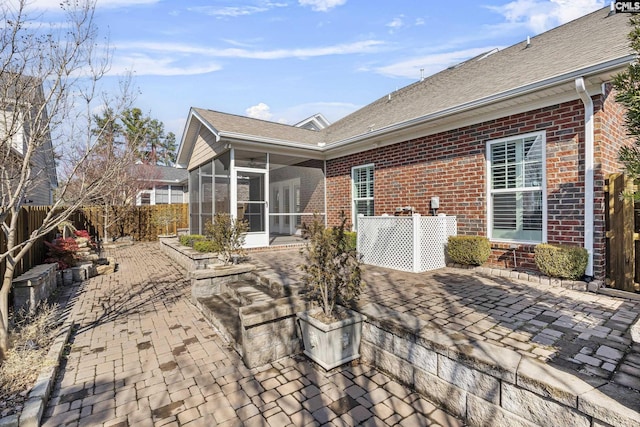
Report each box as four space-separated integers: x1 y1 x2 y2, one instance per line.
0 0 135 359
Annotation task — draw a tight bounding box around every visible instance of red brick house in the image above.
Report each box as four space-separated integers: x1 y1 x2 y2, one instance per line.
176 6 634 280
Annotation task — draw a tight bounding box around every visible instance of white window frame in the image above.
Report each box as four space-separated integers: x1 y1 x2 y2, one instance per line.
352 163 374 231
486 131 547 244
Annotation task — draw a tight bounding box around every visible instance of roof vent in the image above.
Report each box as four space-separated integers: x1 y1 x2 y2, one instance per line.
526 36 531 48
420 68 425 81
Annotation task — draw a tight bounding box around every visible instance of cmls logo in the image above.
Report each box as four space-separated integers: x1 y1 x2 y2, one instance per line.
614 1 640 12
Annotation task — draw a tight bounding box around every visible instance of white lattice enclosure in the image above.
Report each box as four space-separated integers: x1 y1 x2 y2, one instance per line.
357 214 457 273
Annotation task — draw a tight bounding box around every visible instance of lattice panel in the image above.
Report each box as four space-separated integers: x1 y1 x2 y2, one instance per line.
358 217 414 272
419 216 457 271
357 215 457 273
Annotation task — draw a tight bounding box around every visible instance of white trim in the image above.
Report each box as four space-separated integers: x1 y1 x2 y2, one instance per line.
486 131 547 244
351 163 375 231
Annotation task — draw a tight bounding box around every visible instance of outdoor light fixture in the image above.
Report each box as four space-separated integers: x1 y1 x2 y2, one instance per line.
431 196 439 216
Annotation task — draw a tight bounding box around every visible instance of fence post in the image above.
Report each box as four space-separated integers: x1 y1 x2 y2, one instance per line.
412 213 421 273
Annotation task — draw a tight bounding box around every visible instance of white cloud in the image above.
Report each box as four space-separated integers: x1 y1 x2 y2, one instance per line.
246 103 273 120
487 0 605 34
415 18 425 26
373 47 500 79
118 39 385 60
188 2 288 17
109 54 223 76
299 0 347 12
18 0 160 11
386 17 405 31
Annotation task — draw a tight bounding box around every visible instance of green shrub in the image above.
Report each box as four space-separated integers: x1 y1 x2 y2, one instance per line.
193 239 221 254
179 234 205 247
344 231 357 251
204 214 248 264
447 235 491 266
535 243 588 280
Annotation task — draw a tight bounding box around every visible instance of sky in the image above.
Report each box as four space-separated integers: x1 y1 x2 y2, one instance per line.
24 0 608 142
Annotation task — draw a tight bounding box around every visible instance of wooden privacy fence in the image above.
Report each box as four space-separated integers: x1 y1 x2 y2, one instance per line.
605 173 640 292
0 206 56 281
1 204 189 287
72 204 189 242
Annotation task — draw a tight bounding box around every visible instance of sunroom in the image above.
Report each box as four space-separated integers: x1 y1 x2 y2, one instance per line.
177 108 326 248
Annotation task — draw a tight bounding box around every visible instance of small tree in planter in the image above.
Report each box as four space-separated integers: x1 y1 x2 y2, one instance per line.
300 215 364 320
297 213 367 370
204 213 248 265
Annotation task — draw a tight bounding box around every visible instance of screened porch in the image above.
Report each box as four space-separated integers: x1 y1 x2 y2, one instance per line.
188 149 325 248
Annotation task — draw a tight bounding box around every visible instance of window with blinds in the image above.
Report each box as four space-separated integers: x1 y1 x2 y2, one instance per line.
352 164 374 229
155 185 169 204
488 132 545 242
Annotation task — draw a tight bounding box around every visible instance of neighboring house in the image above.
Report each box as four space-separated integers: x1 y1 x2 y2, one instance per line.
135 164 188 206
177 6 633 280
0 76 58 206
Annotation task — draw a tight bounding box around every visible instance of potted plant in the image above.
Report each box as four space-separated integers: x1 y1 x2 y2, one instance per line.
296 213 366 370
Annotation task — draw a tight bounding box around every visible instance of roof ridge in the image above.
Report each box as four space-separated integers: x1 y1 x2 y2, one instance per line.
193 107 320 133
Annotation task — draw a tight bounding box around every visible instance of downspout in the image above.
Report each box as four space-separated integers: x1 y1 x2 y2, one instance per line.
575 77 594 277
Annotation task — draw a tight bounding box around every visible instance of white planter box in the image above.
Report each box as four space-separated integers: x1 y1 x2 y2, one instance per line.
297 307 366 370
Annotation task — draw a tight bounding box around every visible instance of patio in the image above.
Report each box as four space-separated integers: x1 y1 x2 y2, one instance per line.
249 249 640 410
40 242 640 426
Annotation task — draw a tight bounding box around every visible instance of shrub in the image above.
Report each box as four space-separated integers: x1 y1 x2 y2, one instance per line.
204 214 248 265
179 234 205 247
344 231 357 251
193 239 221 254
74 230 90 239
447 235 491 266
535 243 588 280
44 237 80 269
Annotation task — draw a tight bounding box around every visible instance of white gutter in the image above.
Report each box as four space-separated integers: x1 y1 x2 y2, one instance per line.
575 77 594 277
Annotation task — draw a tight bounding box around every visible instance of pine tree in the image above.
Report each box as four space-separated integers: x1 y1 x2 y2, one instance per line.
613 16 640 178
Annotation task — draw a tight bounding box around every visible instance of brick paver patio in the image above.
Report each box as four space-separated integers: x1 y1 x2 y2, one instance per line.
250 249 640 394
42 243 464 426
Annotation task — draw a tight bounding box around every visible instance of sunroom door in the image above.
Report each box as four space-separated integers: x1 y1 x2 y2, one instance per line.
270 178 300 236
236 169 269 247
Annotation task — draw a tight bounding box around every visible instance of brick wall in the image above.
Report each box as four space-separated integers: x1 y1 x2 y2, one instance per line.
327 99 596 275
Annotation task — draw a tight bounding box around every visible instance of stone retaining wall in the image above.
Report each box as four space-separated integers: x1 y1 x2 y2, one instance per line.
12 263 58 313
359 303 639 427
240 296 309 368
159 237 218 271
190 265 255 300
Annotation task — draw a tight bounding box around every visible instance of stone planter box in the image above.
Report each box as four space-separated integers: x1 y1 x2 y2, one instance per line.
159 236 218 271
297 307 366 370
12 263 58 313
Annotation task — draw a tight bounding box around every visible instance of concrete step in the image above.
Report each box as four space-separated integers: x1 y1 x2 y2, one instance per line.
225 280 277 305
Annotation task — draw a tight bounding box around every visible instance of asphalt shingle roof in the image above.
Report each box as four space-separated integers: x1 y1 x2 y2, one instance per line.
191 6 633 147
